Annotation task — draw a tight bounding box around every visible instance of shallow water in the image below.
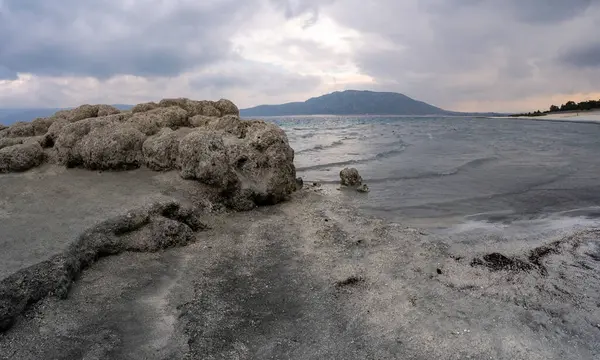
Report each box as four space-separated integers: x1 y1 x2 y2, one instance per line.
265 115 600 237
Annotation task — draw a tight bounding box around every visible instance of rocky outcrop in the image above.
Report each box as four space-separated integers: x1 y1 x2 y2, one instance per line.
78 123 146 170
54 117 117 167
179 130 238 188
126 106 188 136
0 200 205 332
142 128 192 171
0 98 297 209
0 137 24 150
0 143 44 173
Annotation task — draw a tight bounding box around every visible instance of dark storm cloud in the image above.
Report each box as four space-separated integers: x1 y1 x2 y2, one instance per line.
189 62 321 96
561 43 600 68
0 66 17 80
505 0 593 23
1 0 599 111
421 0 593 23
0 0 255 79
322 0 600 110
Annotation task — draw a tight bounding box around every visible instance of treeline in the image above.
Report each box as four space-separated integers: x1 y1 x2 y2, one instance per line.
511 99 600 117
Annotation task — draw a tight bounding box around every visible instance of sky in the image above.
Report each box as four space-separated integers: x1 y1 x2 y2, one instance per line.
0 0 599 112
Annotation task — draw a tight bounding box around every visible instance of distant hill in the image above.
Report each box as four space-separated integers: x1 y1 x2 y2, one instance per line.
240 90 454 117
0 105 133 125
0 109 63 125
0 92 504 125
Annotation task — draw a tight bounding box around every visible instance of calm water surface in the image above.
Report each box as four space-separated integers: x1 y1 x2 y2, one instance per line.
262 115 600 239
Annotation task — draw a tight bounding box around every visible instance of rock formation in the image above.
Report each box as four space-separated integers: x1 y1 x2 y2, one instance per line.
0 98 298 332
340 167 363 186
340 168 370 193
0 143 44 173
0 98 297 210
0 200 205 331
356 184 370 193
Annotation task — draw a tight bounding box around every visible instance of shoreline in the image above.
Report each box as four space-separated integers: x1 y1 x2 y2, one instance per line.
488 110 600 124
1 171 600 359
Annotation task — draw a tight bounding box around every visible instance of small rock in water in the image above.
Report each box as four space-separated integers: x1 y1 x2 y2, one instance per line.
356 184 370 193
340 167 363 186
295 177 304 190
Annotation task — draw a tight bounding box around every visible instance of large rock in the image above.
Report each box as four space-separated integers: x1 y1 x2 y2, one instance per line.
0 136 50 150
189 115 218 128
158 98 189 109
142 128 192 171
45 118 70 142
97 105 121 117
54 117 116 167
200 102 221 117
131 102 159 114
206 115 246 137
0 137 24 150
0 97 297 209
0 143 44 173
65 105 97 122
215 99 240 116
48 104 120 123
46 108 129 145
184 100 211 117
340 167 363 186
78 123 146 170
62 104 99 122
157 98 221 117
228 120 296 206
31 117 55 136
175 119 296 209
23 135 52 148
2 118 54 138
3 122 35 138
178 130 238 190
127 106 188 136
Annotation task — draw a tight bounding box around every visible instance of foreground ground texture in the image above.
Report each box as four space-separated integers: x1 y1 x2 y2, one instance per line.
1 168 599 359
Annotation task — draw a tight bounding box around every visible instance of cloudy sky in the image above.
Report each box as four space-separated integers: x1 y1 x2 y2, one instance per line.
0 0 599 112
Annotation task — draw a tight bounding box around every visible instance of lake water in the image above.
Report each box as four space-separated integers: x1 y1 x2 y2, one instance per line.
267 115 600 243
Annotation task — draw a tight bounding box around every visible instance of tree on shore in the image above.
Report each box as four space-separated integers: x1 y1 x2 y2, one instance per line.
511 98 600 117
554 100 600 112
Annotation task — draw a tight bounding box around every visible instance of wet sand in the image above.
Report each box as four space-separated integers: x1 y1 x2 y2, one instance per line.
1 168 600 359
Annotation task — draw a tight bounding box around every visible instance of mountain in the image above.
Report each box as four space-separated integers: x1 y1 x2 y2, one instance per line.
240 90 451 117
0 109 63 125
0 105 133 125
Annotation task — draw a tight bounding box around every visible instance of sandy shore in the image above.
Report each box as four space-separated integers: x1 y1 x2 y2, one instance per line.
491 110 600 124
1 167 600 359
